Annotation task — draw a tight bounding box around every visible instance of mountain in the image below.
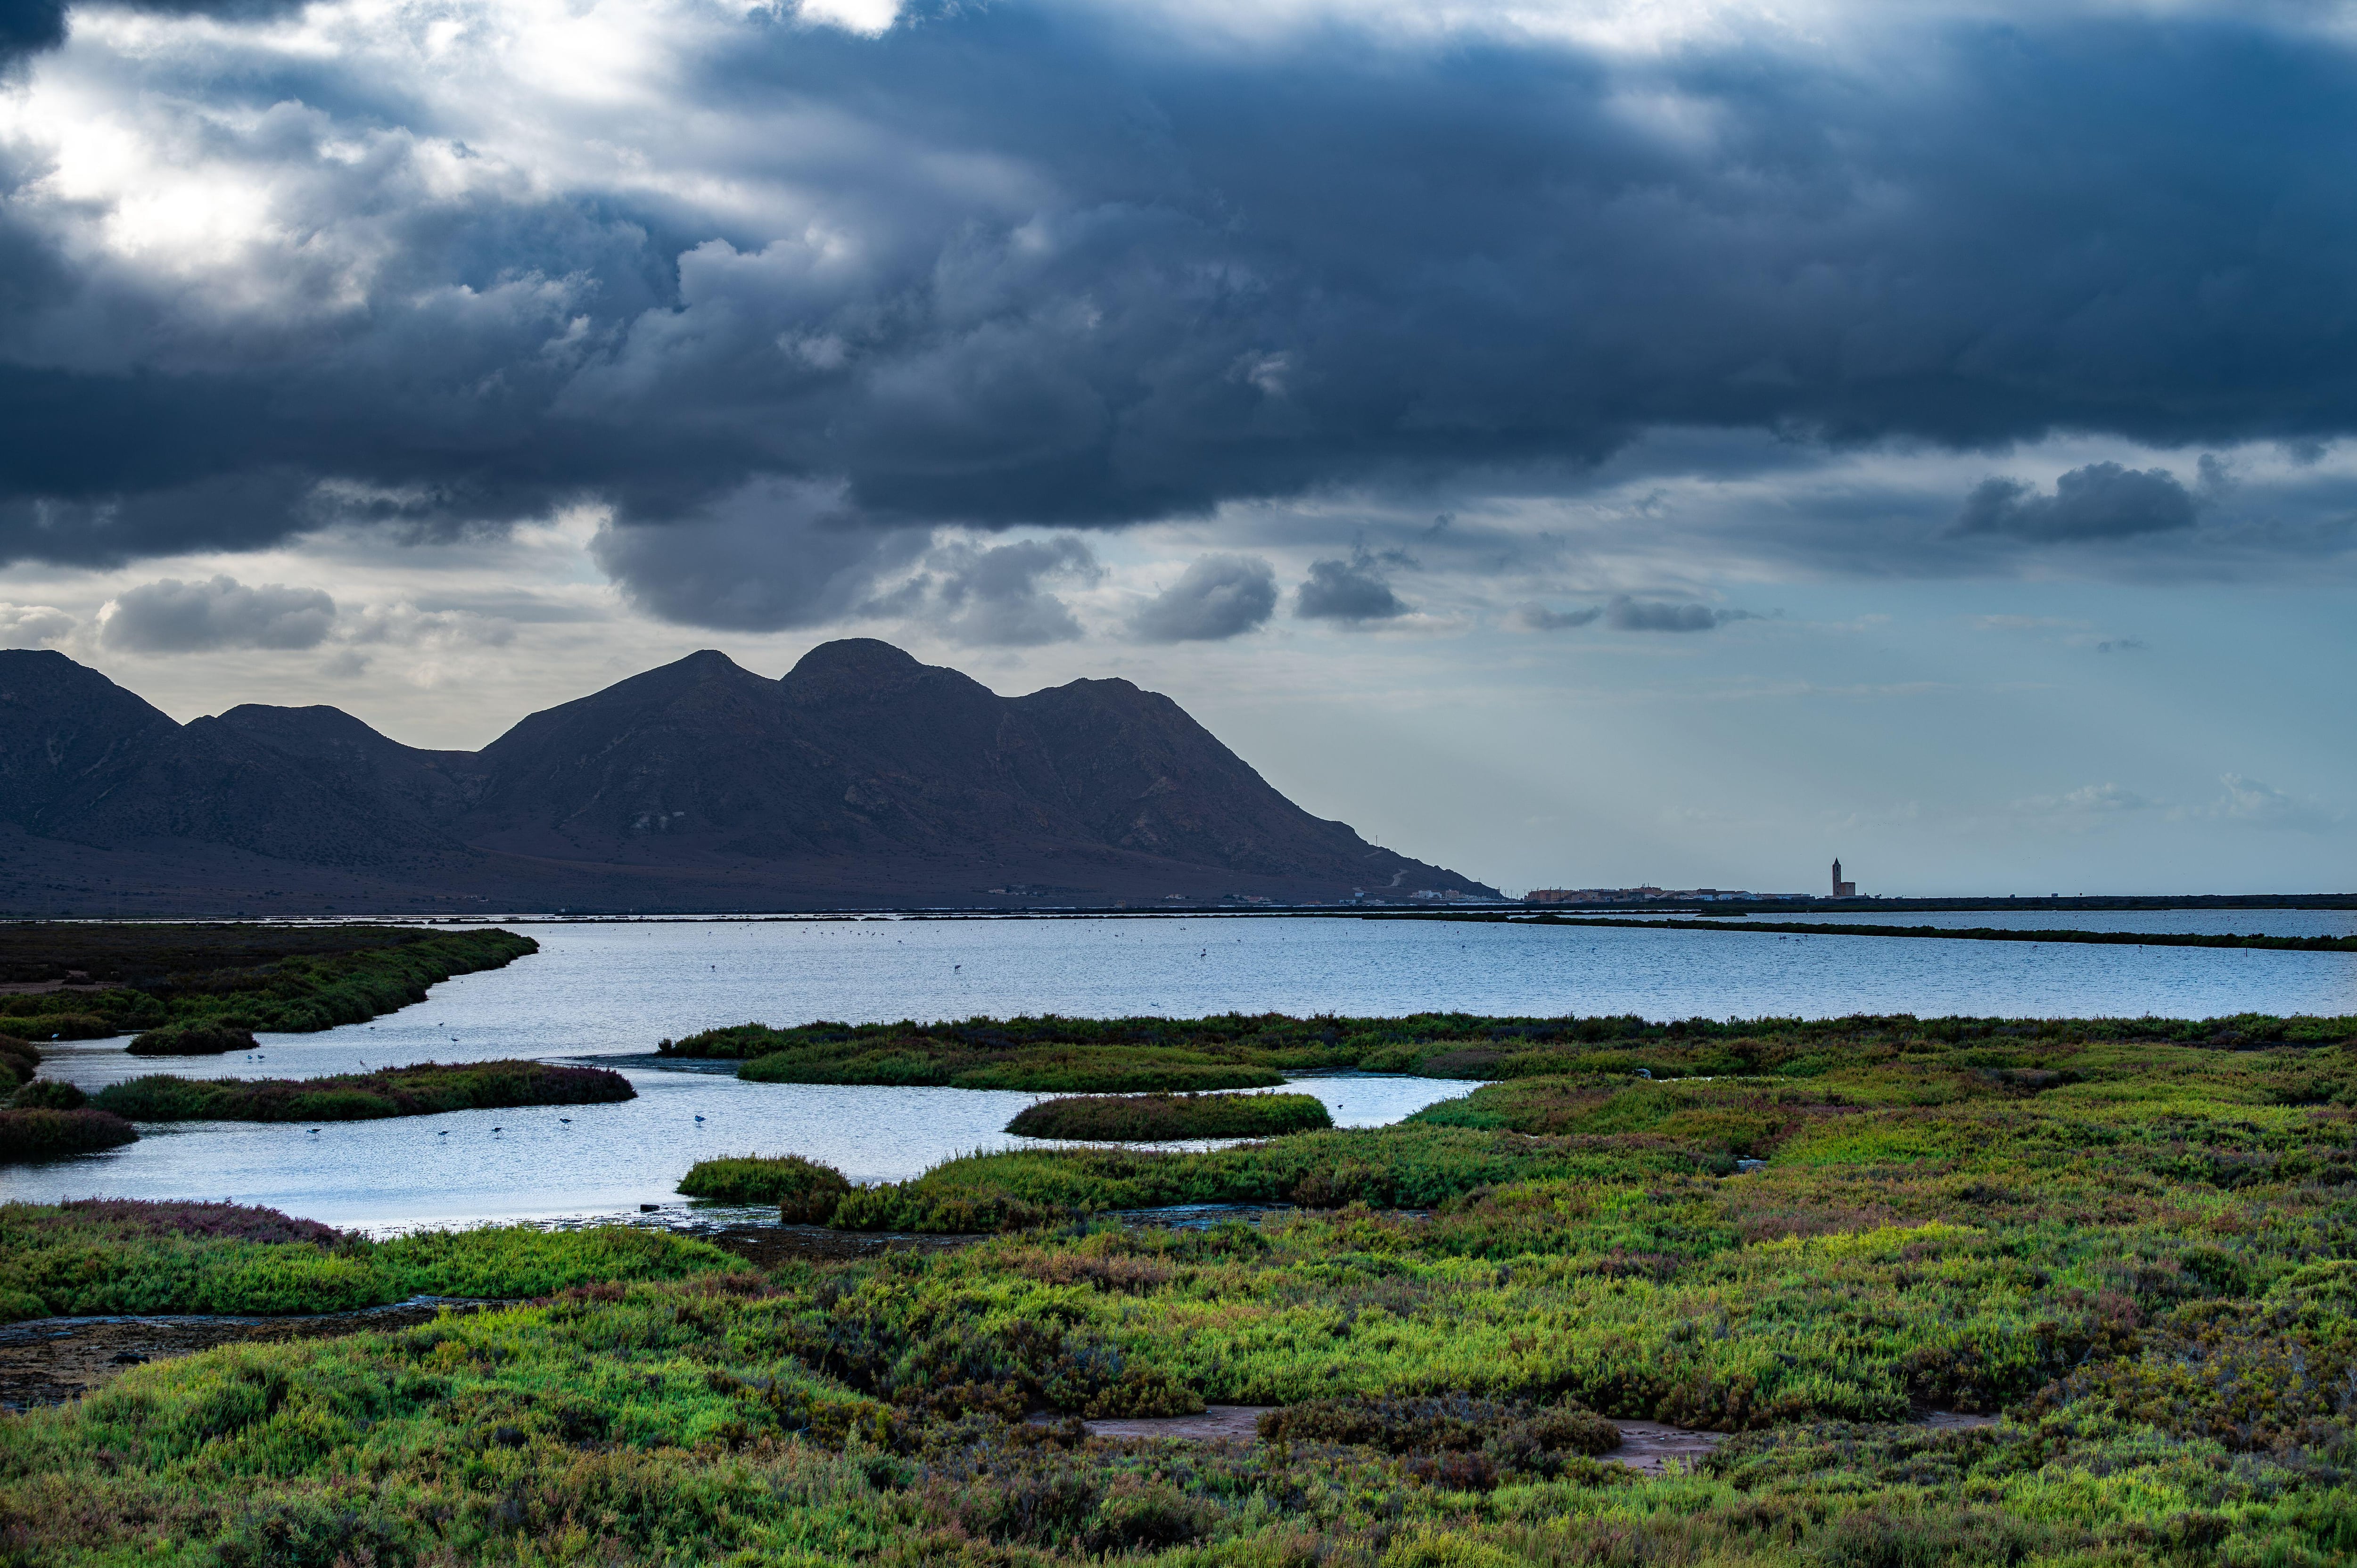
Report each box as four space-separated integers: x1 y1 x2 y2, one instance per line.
0 652 446 867
0 642 1497 914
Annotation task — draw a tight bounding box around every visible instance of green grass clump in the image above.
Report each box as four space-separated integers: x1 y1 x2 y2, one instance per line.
126 1020 257 1055
1007 1091 1334 1141
10 1079 85 1110
0 1106 137 1161
0 1033 38 1087
0 1199 744 1322
678 1154 854 1221
91 1060 634 1122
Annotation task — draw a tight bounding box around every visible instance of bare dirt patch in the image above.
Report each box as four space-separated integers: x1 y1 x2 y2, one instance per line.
1083 1405 1270 1443
0 1298 494 1412
1053 1404 1733 1472
1604 1420 1726 1473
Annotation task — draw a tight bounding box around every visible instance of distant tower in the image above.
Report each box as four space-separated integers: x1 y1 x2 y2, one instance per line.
1831 859 1857 898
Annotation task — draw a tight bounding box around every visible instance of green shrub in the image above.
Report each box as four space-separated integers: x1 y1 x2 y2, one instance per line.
1006 1091 1333 1141
93 1060 634 1122
127 1021 258 1056
677 1154 854 1221
10 1080 85 1111
0 1107 137 1160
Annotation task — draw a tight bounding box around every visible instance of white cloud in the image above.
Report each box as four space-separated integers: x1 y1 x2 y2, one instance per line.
2011 782 2154 822
797 0 904 36
2211 774 2338 831
0 604 75 648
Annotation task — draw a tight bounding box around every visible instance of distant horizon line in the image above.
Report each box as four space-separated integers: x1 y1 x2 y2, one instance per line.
8 892 2354 925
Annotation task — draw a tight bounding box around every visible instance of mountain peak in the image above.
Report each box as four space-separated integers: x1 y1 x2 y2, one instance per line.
787 638 922 681
783 638 931 701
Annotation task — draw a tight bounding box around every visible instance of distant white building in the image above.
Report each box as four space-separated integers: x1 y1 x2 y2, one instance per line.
1524 886 1749 904
1831 859 1858 898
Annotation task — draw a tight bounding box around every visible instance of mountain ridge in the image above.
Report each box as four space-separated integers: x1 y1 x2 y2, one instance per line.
0 643 1498 914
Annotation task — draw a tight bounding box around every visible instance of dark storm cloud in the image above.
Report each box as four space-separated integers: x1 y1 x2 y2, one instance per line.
1515 603 1602 631
13 2 2357 616
101 575 336 652
0 0 65 63
1295 551 1410 623
928 536 1100 646
1131 555 1277 642
1603 596 1755 633
0 0 308 63
590 479 931 632
1514 595 1754 632
1953 462 2201 542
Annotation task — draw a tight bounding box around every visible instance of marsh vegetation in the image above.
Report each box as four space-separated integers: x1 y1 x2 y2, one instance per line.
676 1008 2357 1091
125 1022 258 1056
1005 1091 1333 1141
0 926 536 1044
0 1200 740 1324
678 1155 855 1221
90 1060 634 1124
4 1010 2356 1563
0 1034 132 1159
0 1105 137 1160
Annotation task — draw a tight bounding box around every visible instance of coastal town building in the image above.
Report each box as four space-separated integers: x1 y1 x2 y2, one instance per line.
1832 860 1858 898
1524 887 1756 905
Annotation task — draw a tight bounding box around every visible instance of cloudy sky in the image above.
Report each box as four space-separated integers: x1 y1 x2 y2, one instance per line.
2 0 2353 895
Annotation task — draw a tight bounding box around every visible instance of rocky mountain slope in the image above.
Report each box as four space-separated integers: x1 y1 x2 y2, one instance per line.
0 642 1495 914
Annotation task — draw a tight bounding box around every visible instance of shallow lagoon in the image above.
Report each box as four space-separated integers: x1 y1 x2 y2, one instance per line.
11 912 2355 1228
6 1070 1461 1232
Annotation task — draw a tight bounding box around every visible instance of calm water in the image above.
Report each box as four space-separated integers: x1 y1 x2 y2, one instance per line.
11 913 2355 1230
1656 909 2357 937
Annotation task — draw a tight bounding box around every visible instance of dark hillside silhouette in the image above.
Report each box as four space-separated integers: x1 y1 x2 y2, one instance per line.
0 642 1493 913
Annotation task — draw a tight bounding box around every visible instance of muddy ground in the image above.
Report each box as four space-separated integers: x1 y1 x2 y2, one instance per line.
1054 1407 1996 1473
1050 1406 1734 1473
0 1297 494 1412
